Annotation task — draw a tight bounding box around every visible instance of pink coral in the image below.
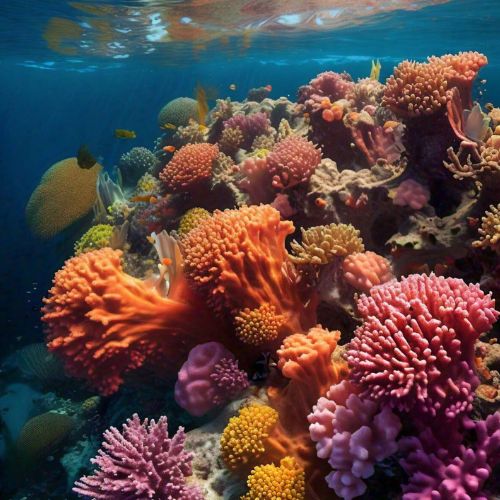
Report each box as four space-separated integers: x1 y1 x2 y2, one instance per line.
399 413 500 500
73 413 203 499
308 380 401 500
160 143 219 193
347 274 498 423
175 341 248 416
223 112 270 150
266 135 322 190
342 251 394 293
393 179 430 209
238 156 274 204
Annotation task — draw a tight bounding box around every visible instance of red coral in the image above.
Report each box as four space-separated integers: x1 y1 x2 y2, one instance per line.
267 136 322 190
42 248 225 395
347 274 498 424
180 205 316 344
160 143 219 193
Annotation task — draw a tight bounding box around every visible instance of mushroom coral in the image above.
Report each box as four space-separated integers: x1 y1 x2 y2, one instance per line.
180 205 316 344
42 247 226 395
26 157 101 239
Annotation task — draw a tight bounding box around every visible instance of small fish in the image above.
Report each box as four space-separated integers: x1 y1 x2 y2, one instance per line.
162 257 172 266
314 197 327 208
264 84 272 92
195 83 210 127
163 145 176 153
76 144 97 169
114 128 136 139
229 83 236 91
370 59 381 81
130 195 158 204
161 123 177 130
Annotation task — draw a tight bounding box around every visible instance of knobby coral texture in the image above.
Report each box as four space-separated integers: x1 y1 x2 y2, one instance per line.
35 50 500 500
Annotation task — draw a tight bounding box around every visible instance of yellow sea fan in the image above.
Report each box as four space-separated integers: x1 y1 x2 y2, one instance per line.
242 457 305 500
289 223 364 265
26 158 101 239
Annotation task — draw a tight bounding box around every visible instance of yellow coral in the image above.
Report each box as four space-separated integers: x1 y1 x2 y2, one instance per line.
26 157 101 239
242 457 305 500
177 207 211 236
220 404 278 470
74 224 114 255
135 172 161 196
234 303 285 346
473 203 500 252
289 223 364 265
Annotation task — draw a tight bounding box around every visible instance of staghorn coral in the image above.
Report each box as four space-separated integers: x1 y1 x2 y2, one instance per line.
444 140 500 181
174 342 248 417
234 303 285 346
347 274 499 425
42 247 225 395
220 404 279 471
177 207 211 237
118 147 159 188
342 251 394 293
180 205 316 341
158 97 199 128
160 143 219 193
266 135 322 190
74 224 114 255
393 179 430 209
473 203 500 252
242 457 305 500
26 157 101 239
308 380 402 500
74 413 203 499
289 223 364 265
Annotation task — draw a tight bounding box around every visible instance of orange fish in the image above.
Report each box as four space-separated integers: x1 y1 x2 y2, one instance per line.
315 197 327 208
162 257 172 266
163 145 176 153
130 195 158 204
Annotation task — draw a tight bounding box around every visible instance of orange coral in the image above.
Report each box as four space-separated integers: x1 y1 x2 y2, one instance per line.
159 143 219 193
180 205 316 343
342 251 394 293
234 303 285 346
42 248 225 395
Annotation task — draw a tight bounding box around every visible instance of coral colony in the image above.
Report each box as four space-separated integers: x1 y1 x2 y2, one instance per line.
31 51 500 499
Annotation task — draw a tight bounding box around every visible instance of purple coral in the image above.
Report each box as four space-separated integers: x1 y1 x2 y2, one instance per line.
298 71 354 112
175 341 249 416
399 413 500 500
393 179 430 209
223 112 270 149
73 414 202 500
308 380 401 500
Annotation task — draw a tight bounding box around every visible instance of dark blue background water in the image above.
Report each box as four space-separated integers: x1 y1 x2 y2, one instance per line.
1 0 499 352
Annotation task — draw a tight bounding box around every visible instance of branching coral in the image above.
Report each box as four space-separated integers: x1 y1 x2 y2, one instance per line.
473 203 500 252
289 223 364 265
180 205 316 342
347 274 499 424
174 342 248 416
160 143 219 193
308 380 402 500
342 251 394 293
242 457 305 500
266 135 322 190
444 140 500 181
73 413 203 499
42 247 226 395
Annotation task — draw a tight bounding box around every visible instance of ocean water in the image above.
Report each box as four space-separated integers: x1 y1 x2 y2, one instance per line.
0 0 499 498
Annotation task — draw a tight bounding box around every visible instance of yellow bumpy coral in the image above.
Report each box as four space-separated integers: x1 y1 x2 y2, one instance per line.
234 303 285 346
221 404 278 470
177 207 211 237
289 223 364 265
74 224 114 255
135 172 161 196
242 457 305 500
473 203 500 252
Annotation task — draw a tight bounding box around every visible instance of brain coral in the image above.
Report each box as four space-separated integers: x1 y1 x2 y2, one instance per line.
342 251 394 293
158 97 199 128
74 224 114 255
26 157 101 239
160 143 219 193
74 413 203 499
266 135 322 190
180 205 315 341
289 223 364 265
42 247 225 395
242 457 305 500
347 274 498 424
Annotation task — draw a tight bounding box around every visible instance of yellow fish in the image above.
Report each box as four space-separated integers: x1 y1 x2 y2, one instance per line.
370 59 381 81
196 84 209 127
114 128 136 139
161 123 177 130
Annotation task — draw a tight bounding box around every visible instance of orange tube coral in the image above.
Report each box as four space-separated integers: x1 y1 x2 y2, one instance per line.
42 248 226 395
181 205 316 346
